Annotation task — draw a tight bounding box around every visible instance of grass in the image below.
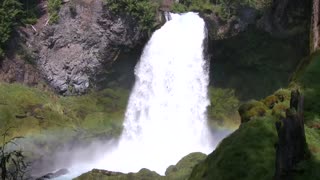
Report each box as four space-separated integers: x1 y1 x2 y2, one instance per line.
0 83 129 145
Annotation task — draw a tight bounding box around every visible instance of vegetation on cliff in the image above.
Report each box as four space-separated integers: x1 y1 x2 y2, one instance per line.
0 0 22 57
171 0 272 18
190 50 320 179
105 0 158 31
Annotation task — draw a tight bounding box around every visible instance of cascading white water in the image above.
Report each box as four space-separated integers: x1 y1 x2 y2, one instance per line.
97 12 213 174
54 12 214 179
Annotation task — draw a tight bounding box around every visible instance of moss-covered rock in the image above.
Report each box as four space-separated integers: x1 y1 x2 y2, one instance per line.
238 100 268 123
165 152 207 180
75 168 162 180
189 118 278 180
74 152 207 180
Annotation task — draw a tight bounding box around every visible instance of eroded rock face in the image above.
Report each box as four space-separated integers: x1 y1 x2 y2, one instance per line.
0 57 41 86
31 0 147 95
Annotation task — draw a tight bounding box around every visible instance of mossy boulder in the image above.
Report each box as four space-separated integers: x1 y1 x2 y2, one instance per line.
75 168 162 180
165 152 207 180
189 118 278 180
238 100 268 123
239 89 291 123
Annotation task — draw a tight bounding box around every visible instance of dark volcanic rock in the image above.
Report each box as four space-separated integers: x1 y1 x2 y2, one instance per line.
30 0 147 95
275 90 307 179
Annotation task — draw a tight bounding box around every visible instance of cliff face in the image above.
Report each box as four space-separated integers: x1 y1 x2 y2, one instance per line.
28 0 147 95
312 0 320 52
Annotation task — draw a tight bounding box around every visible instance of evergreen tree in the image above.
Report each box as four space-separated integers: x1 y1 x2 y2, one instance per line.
0 0 22 58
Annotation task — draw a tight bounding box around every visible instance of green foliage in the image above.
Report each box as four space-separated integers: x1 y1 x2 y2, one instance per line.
190 118 278 180
48 0 61 24
171 0 271 19
171 0 213 13
105 0 158 31
207 87 240 128
0 0 23 58
0 0 41 58
19 0 40 24
238 89 290 123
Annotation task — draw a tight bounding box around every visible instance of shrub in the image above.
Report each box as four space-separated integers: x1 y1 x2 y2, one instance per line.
105 0 158 31
238 100 268 123
0 0 22 58
171 0 213 14
48 0 62 24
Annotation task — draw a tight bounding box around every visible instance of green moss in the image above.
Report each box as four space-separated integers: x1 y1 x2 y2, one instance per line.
105 0 158 31
48 0 62 24
190 117 278 180
165 152 207 180
293 127 320 179
238 100 268 123
75 168 162 180
0 83 129 144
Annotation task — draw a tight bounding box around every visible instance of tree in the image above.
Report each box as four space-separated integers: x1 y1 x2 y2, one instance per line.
0 0 22 58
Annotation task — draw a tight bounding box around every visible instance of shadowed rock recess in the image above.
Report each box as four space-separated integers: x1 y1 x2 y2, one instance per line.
29 0 147 95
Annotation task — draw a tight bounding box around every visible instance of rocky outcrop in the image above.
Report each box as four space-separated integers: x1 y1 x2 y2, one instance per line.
29 0 147 95
0 57 41 86
311 0 320 52
202 7 258 40
275 90 307 179
36 168 69 180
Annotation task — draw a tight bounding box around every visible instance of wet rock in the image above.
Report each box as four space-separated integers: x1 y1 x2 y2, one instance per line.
36 168 69 180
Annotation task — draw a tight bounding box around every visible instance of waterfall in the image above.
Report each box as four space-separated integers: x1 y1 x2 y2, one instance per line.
54 12 214 179
99 12 213 174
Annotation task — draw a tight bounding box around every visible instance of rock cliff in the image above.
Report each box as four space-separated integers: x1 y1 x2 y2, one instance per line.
29 0 147 95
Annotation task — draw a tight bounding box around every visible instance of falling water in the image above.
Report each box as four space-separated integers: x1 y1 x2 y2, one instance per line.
54 12 214 179
99 12 213 174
